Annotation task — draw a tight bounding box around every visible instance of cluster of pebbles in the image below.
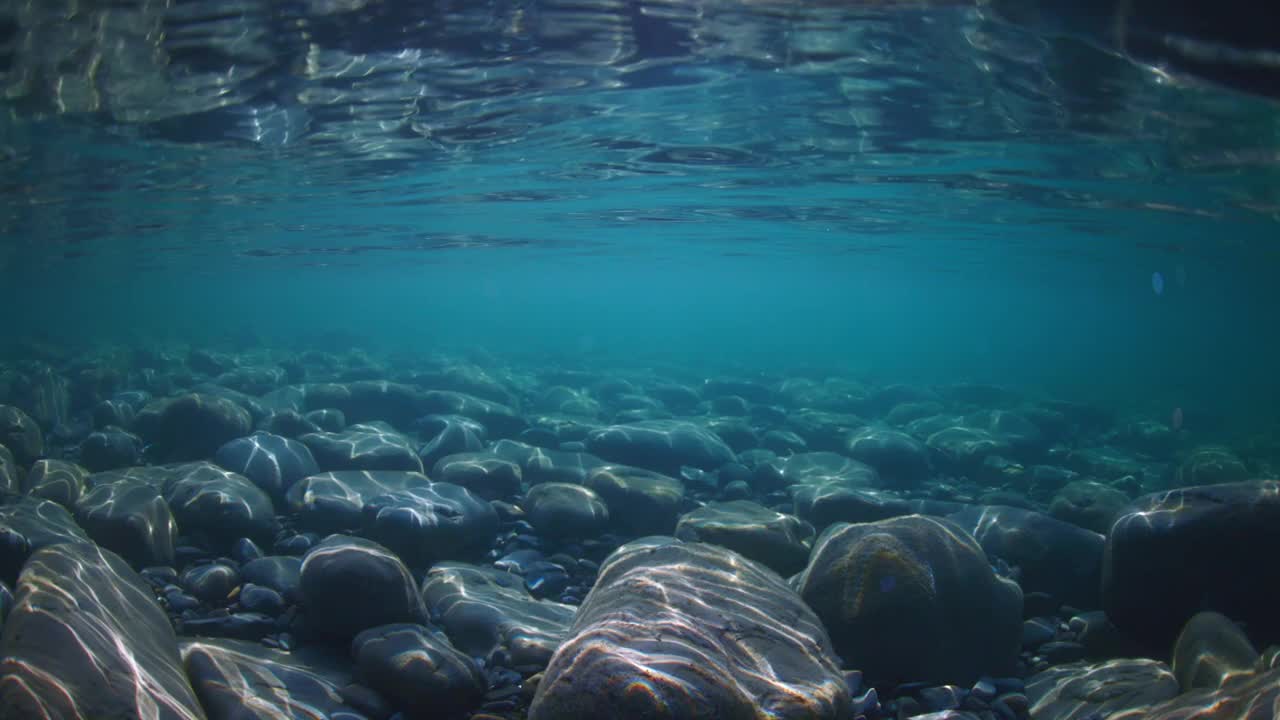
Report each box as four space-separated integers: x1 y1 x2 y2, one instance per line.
0 345 1277 719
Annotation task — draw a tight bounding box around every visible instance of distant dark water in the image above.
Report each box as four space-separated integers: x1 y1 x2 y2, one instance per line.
0 0 1278 432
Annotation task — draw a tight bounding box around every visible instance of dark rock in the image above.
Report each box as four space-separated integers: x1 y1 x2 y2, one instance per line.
1177 446 1249 487
418 390 526 437
361 481 499 566
785 409 868 453
0 445 16 494
286 470 433 533
950 505 1105 611
791 485 915 531
1049 480 1130 534
795 515 1023 688
1071 610 1147 660
300 535 426 640
78 427 144 471
238 583 287 616
846 426 931 488
257 409 322 438
181 563 241 606
761 429 809 455
528 538 849 720
1103 480 1280 653
491 440 608 485
0 543 204 718
75 476 178 567
301 422 425 473
1025 659 1178 720
586 420 734 474
927 426 1012 471
431 452 522 501
675 500 812 577
305 408 346 432
1172 612 1259 692
215 431 319 500
523 483 610 539
700 417 757 452
1027 465 1081 501
182 638 369 718
755 451 881 494
422 562 575 669
703 377 774 404
303 381 425 429
240 556 302 601
160 462 279 544
180 612 276 641
0 405 43 466
1023 619 1056 650
352 623 486 718
886 401 946 426
584 464 684 536
418 414 488 469
1039 641 1087 665
0 497 91 585
134 393 253 461
22 459 87 508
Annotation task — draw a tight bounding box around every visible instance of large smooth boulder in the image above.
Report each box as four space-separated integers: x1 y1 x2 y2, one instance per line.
523 482 610 539
431 451 522 501
134 393 252 461
182 639 366 719
214 431 319 500
417 414 488 469
0 543 205 719
949 505 1105 610
361 482 499 566
159 463 279 544
0 405 43 466
76 476 178 567
301 423 424 473
1026 659 1179 720
1171 612 1260 692
0 496 92 585
794 515 1023 688
845 427 930 487
1049 480 1130 534
586 420 734 474
286 470 433 533
529 539 850 720
417 390 526 437
1131 667 1280 720
22 459 88 508
1103 481 1280 653
754 451 881 494
421 562 576 669
675 500 812 577
585 464 684 536
299 535 426 640
352 623 486 719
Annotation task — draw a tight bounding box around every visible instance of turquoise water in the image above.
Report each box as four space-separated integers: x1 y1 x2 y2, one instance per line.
4 3 1280 719
4 4 1278 430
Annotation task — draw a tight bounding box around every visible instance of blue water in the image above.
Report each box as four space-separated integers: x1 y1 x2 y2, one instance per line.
0 2 1277 423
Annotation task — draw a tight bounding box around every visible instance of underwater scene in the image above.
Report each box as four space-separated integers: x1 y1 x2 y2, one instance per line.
1 0 1279 718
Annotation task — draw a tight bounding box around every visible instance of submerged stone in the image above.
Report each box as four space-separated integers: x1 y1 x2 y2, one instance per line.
529 538 850 720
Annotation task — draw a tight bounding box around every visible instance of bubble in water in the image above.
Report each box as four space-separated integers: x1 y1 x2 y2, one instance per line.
1172 407 1183 431
1151 271 1165 295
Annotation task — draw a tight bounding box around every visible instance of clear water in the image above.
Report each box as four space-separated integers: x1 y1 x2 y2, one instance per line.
3 2 1280 718
3 2 1278 438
